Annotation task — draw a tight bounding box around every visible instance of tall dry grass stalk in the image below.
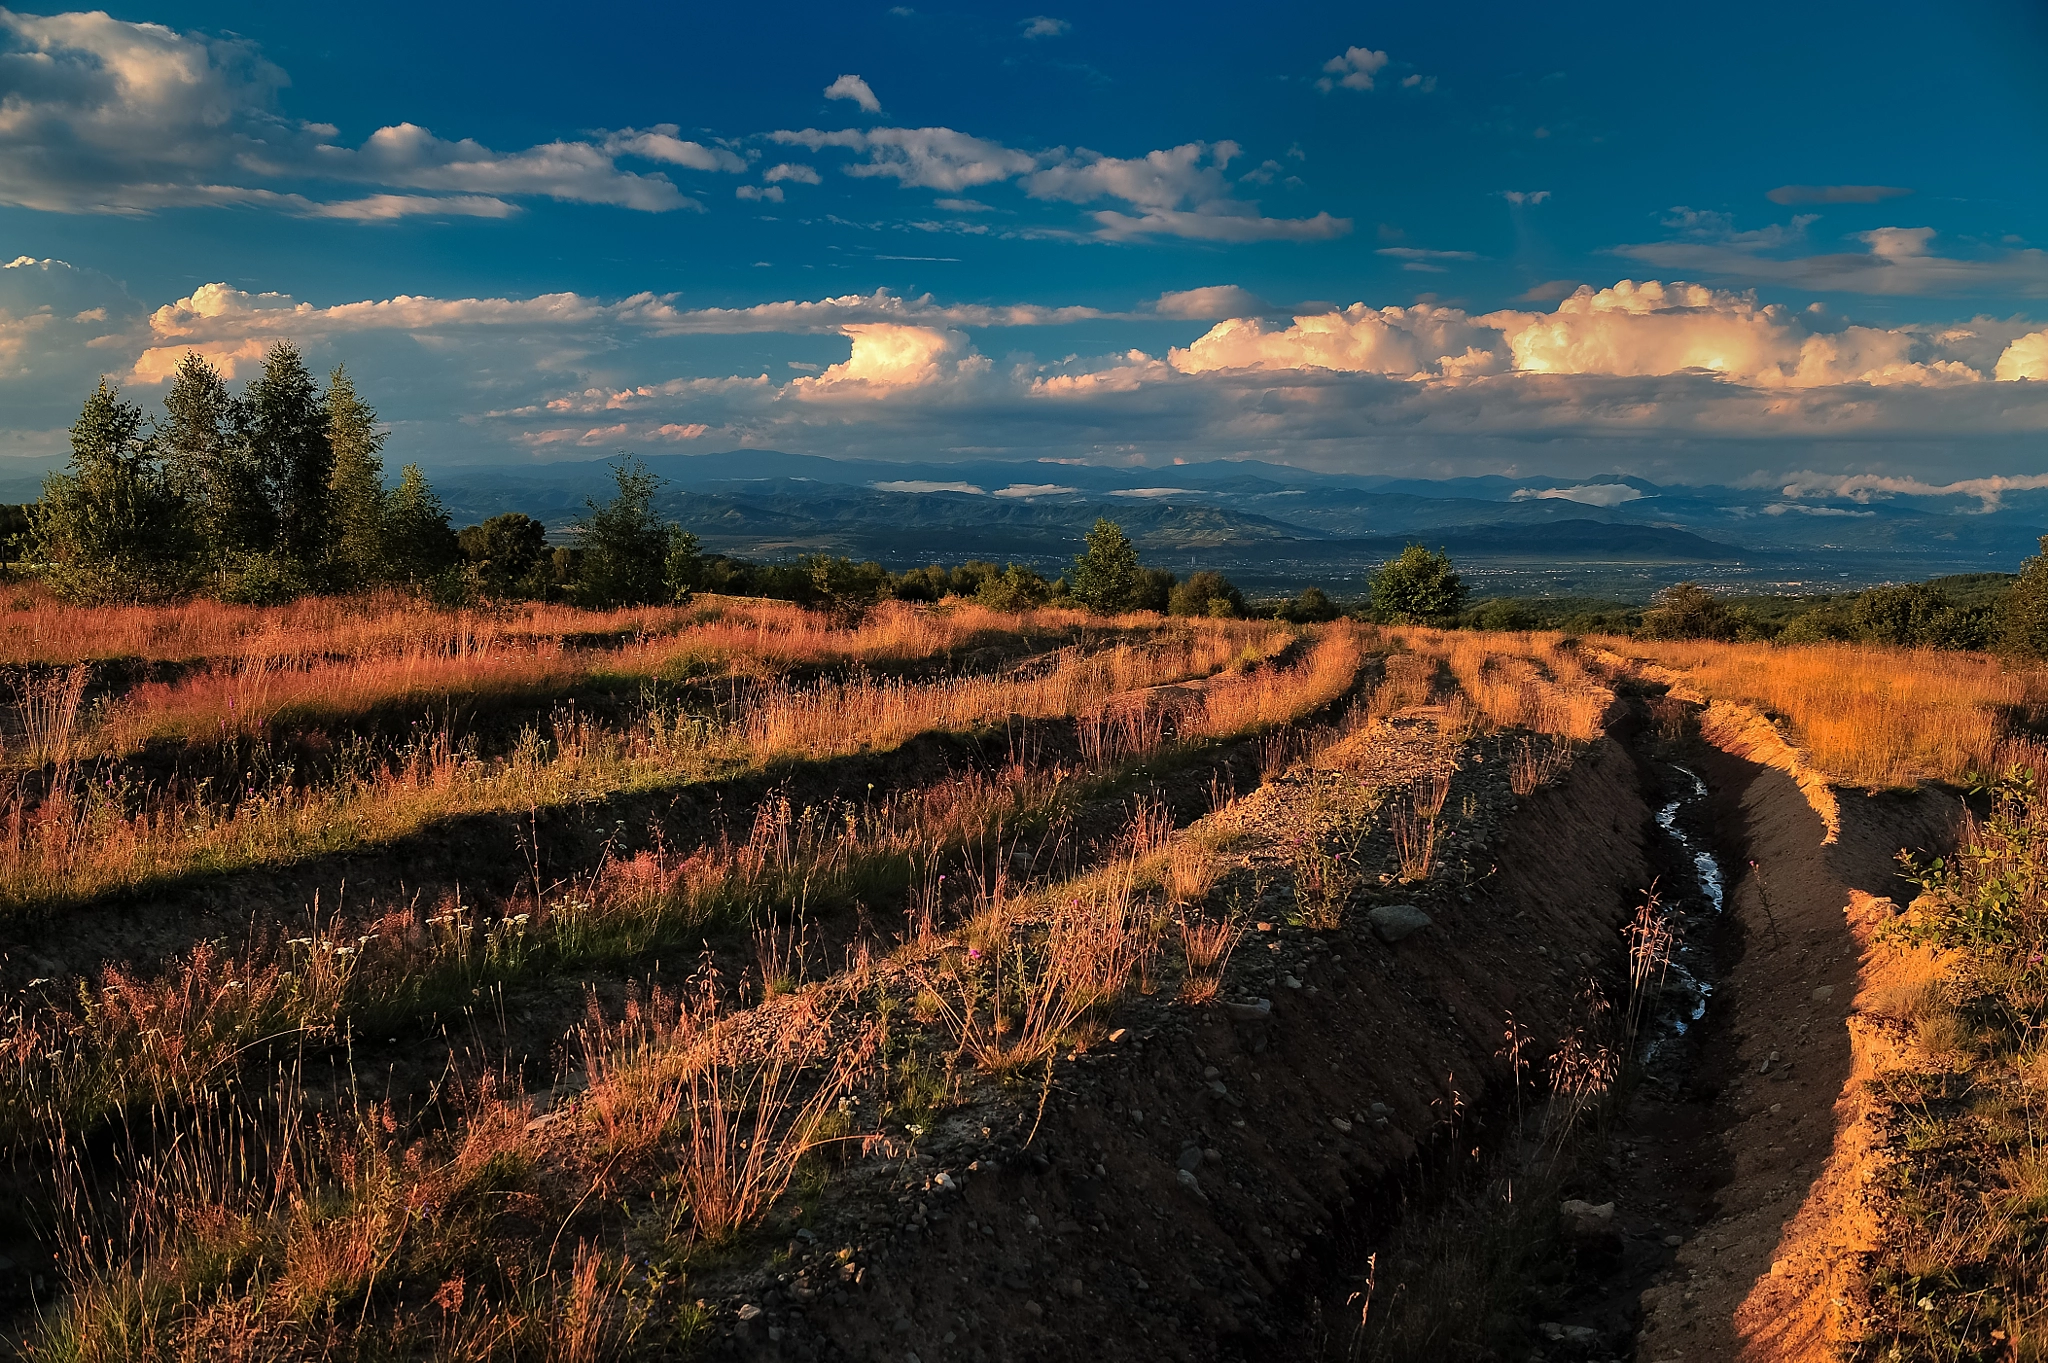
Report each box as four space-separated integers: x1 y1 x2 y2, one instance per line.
1391 802 1438 882
1621 637 2048 786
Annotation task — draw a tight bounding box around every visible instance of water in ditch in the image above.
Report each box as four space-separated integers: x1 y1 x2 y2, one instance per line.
1639 763 1727 1076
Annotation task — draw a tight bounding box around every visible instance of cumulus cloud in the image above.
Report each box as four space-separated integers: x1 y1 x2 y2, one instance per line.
824 74 881 113
1997 331 2048 381
1318 45 1389 92
1766 184 1912 205
762 163 822 185
1020 16 1070 37
736 185 783 202
789 324 991 397
0 10 725 216
1778 471 2048 511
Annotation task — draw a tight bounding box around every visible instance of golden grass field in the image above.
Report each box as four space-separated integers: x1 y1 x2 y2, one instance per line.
0 592 2037 1359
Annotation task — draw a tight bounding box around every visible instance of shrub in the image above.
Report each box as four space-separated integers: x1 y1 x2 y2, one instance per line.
1369 545 1465 624
976 563 1052 612
1638 582 1731 640
1168 570 1245 619
1273 585 1342 623
459 513 550 597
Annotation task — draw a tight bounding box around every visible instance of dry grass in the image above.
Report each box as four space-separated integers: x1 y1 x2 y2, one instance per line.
1616 637 2048 787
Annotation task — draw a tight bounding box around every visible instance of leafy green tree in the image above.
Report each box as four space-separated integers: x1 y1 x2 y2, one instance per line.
807 555 889 621
382 465 460 583
33 381 194 602
664 528 705 602
890 564 952 603
1638 582 1732 640
459 513 549 597
1369 545 1466 624
575 457 677 608
977 563 1052 612
1468 597 1537 631
325 365 387 588
1169 569 1245 618
160 351 272 565
1274 585 1342 624
239 343 332 573
1072 517 1142 614
2000 538 2048 660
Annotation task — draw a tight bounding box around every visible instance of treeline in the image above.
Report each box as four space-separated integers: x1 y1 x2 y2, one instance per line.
39 347 463 605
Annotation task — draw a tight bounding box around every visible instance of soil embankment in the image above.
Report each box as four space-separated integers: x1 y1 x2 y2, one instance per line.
693 726 1664 1361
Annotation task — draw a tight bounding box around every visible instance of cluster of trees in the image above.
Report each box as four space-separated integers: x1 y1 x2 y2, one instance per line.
1626 580 2000 650
37 347 461 604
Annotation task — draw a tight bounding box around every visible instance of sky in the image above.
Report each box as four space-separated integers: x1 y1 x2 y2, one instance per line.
3 0 2048 494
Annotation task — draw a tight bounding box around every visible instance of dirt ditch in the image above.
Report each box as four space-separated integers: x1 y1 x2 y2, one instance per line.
674 684 1966 1363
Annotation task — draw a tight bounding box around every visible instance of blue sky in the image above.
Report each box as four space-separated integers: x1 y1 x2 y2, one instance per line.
3 0 2047 493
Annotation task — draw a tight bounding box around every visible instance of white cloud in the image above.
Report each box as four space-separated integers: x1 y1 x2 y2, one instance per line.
824 74 881 113
1154 285 1272 320
1027 142 1350 242
0 10 713 216
1318 45 1388 92
1997 331 2048 381
933 197 993 212
1169 303 1510 378
763 162 822 185
736 185 784 202
601 127 746 172
1502 190 1551 206
773 126 1037 191
874 479 986 493
1778 471 2048 511
301 194 519 220
1512 484 1646 507
1020 16 1070 37
790 324 991 397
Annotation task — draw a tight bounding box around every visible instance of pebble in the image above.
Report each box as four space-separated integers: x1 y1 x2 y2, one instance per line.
1223 998 1272 1021
1560 1199 1615 1221
1177 1146 1205 1172
1663 1234 1684 1248
737 1304 762 1321
1331 1117 1353 1133
1811 985 1834 1001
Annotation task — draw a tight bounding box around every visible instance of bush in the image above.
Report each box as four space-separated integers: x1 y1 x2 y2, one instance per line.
1638 582 1731 640
1467 598 1536 631
1369 545 1465 624
459 513 549 598
1273 586 1342 623
1168 570 1244 618
977 563 1052 612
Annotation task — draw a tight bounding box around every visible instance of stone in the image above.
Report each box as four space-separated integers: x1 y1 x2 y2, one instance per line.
1331 1118 1353 1133
737 1304 763 1321
1369 905 1433 943
1560 1199 1615 1220
1370 1102 1391 1116
1177 1168 1202 1193
1811 986 1834 1002
1178 1146 1205 1172
1223 998 1272 1021
1663 1234 1684 1247
1282 975 1303 989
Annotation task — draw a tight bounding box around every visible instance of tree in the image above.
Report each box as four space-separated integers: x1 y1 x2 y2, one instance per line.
1469 598 1537 631
977 563 1052 612
382 465 460 583
664 528 705 602
575 457 676 608
240 343 332 573
1638 582 1731 640
326 365 387 587
33 381 193 602
460 513 550 597
1273 585 1342 623
1072 517 1142 614
1370 545 1466 624
159 351 268 567
2001 539 2048 659
1169 569 1245 618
